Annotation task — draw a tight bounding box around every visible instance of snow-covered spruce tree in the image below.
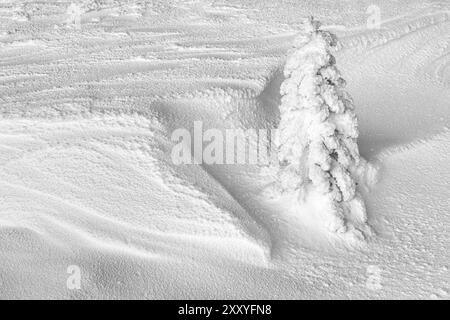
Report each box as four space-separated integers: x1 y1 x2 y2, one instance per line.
277 17 368 234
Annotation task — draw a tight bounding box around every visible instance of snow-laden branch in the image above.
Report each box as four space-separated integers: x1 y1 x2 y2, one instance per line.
277 17 374 235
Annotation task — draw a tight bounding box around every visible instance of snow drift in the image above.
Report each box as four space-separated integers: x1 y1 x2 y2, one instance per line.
0 0 448 299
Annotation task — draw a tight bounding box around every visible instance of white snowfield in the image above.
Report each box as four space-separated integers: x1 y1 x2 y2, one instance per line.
0 0 448 299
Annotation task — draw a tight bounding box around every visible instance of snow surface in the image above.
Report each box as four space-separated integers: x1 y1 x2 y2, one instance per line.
0 0 449 299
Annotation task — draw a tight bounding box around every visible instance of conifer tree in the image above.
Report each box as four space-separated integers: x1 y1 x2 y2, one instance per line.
277 17 367 233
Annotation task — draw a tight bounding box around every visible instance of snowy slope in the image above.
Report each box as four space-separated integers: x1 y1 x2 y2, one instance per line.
0 0 448 299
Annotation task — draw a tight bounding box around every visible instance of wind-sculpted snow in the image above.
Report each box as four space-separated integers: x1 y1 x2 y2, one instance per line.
0 114 270 247
0 0 449 299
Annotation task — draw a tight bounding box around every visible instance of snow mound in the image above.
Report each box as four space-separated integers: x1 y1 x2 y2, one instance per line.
0 114 270 267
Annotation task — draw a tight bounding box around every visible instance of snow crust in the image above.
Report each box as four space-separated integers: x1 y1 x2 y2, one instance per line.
0 0 448 299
